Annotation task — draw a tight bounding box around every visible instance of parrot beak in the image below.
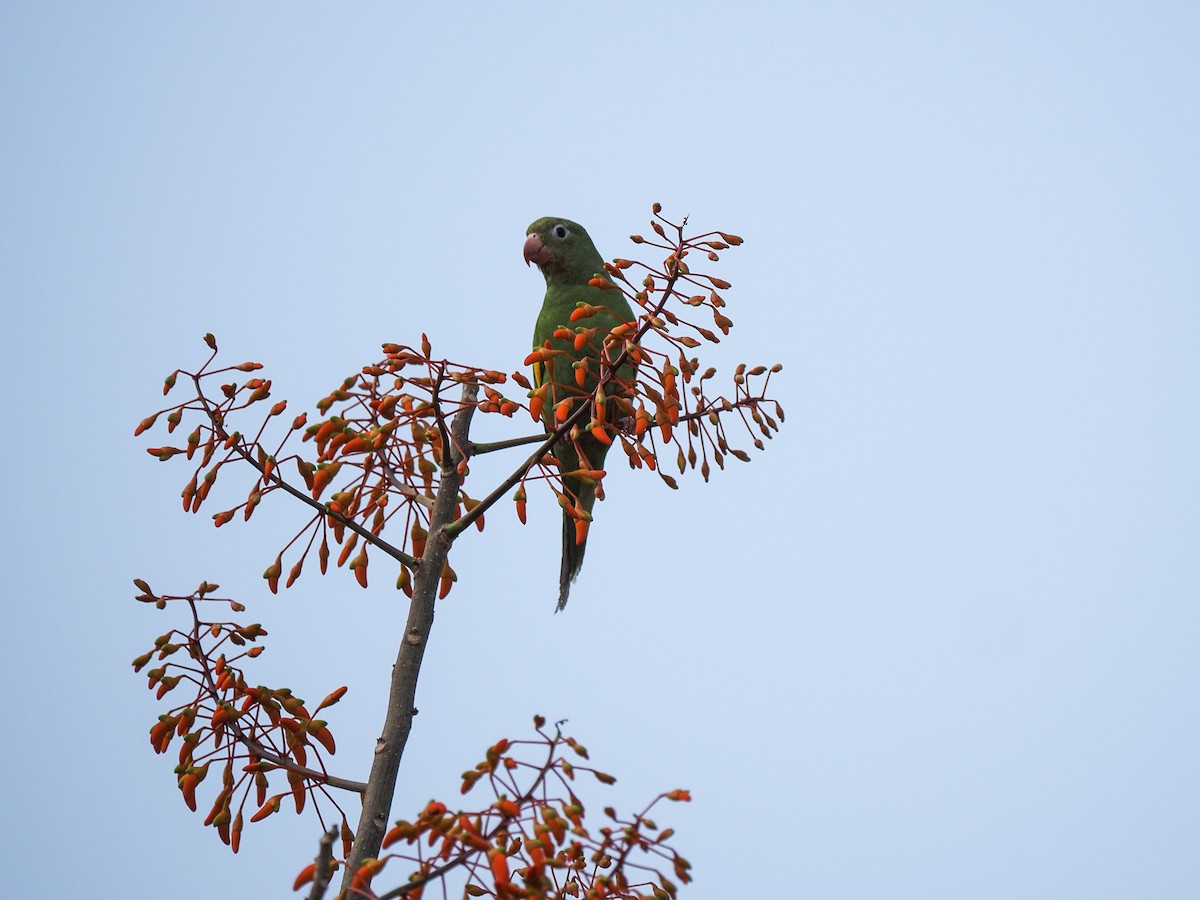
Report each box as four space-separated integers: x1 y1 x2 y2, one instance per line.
523 232 550 267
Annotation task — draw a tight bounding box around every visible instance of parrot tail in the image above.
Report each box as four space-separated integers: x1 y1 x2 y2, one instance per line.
556 508 587 612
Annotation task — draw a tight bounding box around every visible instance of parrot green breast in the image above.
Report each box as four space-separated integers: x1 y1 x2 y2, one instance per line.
532 281 630 398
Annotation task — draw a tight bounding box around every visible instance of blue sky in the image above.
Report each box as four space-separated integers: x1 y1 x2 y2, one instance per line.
2 3 1197 898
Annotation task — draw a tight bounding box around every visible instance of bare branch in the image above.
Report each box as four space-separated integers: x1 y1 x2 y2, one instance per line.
466 432 550 455
341 383 479 891
305 827 340 900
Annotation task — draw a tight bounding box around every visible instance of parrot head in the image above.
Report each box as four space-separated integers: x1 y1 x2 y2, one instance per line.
524 217 604 285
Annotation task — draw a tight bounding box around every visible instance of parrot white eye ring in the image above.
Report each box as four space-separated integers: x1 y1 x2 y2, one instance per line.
551 224 571 240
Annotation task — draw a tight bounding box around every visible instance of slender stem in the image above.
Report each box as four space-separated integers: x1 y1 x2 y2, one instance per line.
236 734 367 794
467 433 550 455
305 827 340 900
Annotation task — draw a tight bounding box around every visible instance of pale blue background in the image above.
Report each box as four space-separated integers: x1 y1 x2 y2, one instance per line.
3 3 1197 898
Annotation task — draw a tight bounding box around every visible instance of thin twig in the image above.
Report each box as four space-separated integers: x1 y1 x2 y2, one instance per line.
306 827 341 900
235 734 367 794
381 464 436 509
466 433 550 455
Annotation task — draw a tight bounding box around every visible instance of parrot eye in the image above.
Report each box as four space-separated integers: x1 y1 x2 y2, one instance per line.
551 224 571 240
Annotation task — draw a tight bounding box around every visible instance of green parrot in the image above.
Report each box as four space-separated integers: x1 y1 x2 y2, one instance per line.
524 217 637 611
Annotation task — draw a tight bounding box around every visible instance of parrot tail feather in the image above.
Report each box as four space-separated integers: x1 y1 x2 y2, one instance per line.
556 510 587 612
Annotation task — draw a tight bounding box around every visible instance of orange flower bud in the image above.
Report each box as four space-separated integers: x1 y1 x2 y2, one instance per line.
316 686 348 711
311 467 333 499
250 795 281 823
352 858 385 891
285 558 304 589
350 550 368 588
309 721 336 754
263 555 282 593
523 346 564 366
635 407 651 436
529 392 545 422
314 419 338 445
497 799 520 817
180 475 196 511
488 849 511 886
289 773 306 813
438 561 455 599
411 523 427 558
211 705 231 730
180 773 200 811
293 863 316 891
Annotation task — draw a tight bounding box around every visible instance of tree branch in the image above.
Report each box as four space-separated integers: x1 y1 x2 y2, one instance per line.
305 827 340 900
341 383 479 891
235 733 367 795
466 433 550 455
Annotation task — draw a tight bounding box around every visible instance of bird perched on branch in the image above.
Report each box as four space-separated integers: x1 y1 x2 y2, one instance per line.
524 217 637 611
